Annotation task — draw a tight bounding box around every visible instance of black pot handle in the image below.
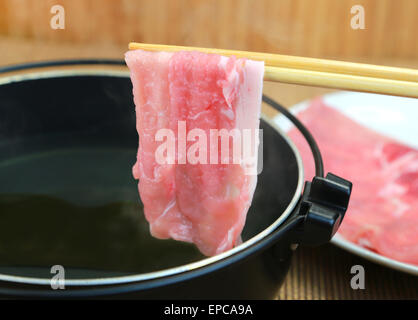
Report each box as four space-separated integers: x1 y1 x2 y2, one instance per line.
262 95 353 246
292 173 352 245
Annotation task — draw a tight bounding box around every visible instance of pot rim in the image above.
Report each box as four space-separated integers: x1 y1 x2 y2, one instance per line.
0 65 304 287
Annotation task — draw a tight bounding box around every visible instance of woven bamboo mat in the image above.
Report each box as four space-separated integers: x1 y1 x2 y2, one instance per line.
277 244 418 300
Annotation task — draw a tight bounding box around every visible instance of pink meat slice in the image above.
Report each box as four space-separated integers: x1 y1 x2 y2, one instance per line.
287 98 418 265
125 50 264 256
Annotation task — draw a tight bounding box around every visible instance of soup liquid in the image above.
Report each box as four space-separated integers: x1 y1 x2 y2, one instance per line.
0 149 204 279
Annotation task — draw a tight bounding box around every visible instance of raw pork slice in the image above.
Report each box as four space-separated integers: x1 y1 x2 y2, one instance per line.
125 50 264 256
287 98 418 265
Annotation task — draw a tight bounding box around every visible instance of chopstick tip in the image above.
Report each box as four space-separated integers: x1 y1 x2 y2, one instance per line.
128 42 136 50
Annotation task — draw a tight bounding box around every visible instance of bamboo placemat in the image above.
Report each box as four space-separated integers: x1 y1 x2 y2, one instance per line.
277 244 418 300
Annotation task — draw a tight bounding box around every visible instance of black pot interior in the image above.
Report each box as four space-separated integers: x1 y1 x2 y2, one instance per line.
0 73 299 281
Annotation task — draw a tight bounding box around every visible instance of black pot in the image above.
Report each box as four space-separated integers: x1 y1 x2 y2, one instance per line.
0 60 352 299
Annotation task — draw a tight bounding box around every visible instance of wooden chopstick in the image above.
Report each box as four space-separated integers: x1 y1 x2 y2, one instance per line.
264 66 418 98
129 43 418 82
128 42 418 98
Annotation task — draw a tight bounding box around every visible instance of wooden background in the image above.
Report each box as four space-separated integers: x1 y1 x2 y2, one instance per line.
0 0 417 60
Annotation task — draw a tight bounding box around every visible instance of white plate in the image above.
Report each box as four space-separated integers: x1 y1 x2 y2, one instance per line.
272 91 418 276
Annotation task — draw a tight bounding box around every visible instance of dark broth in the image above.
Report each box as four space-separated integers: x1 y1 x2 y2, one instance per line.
0 149 204 279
